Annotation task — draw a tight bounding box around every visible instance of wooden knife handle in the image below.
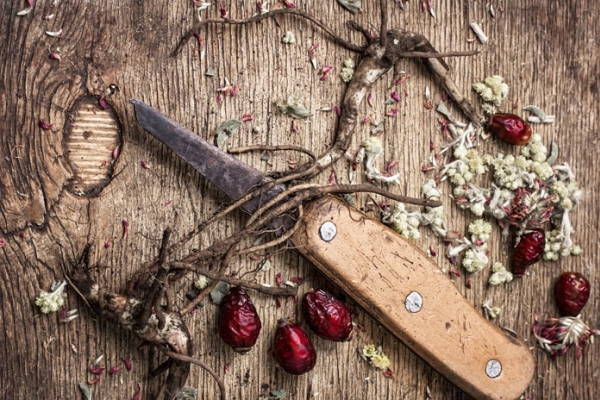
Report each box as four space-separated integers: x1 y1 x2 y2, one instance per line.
291 196 534 400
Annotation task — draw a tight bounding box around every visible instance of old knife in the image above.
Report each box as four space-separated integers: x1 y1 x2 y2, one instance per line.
131 99 534 400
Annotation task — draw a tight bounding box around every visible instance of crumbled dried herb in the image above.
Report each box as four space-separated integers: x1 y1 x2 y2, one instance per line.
215 119 242 148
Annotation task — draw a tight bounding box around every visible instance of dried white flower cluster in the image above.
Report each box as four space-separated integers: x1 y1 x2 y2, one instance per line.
439 118 581 259
340 58 355 83
282 31 296 44
35 280 67 314
194 275 212 290
488 262 513 285
472 75 509 114
382 180 447 239
445 219 491 273
361 137 400 184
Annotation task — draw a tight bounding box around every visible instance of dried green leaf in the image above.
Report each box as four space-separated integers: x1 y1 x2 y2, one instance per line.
174 386 198 400
436 101 452 120
205 67 215 76
78 382 92 400
215 120 242 148
210 281 230 304
546 140 559 165
371 122 384 134
270 388 287 399
260 152 272 161
523 105 547 121
277 103 312 119
277 93 312 119
343 193 355 206
336 0 361 14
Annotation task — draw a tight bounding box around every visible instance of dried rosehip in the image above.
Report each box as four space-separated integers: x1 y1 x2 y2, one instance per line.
511 229 545 276
488 113 532 146
218 286 262 353
302 289 352 342
273 319 316 375
555 272 591 316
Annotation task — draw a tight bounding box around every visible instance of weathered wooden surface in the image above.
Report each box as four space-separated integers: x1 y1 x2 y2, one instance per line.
1 1 598 399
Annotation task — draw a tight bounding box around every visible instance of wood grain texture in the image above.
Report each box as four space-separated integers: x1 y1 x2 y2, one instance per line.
0 1 598 399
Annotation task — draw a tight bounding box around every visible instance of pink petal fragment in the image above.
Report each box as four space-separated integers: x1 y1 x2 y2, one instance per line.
132 382 142 400
98 96 109 110
39 119 53 130
109 365 123 375
89 364 105 375
122 220 130 240
121 357 133 371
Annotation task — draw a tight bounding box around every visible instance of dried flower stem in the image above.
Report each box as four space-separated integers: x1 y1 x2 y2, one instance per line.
167 262 298 297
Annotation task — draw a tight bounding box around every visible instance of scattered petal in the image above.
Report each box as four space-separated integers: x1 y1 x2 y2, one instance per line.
132 382 142 400
89 364 105 375
39 119 53 130
98 96 109 110
109 365 123 375
45 29 63 37
121 357 133 371
122 220 130 240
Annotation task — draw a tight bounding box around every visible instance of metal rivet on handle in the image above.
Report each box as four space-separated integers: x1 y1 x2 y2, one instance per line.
405 291 423 313
485 359 502 378
319 221 337 242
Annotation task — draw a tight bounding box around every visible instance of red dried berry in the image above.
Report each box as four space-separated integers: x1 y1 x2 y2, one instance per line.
555 272 590 316
273 319 316 375
488 113 532 146
511 229 545 276
302 289 352 342
218 286 262 353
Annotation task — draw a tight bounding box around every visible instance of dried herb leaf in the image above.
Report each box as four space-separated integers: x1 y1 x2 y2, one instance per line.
336 0 361 14
210 281 230 304
260 152 272 161
174 386 198 400
371 122 384 134
205 67 215 76
436 101 452 119
546 140 559 165
270 388 287 399
277 102 312 119
78 382 92 400
215 120 242 148
277 94 312 119
523 105 547 121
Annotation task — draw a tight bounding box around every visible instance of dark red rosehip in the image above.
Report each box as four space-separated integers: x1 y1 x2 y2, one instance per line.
302 289 352 342
555 272 591 316
218 286 262 353
273 319 316 375
511 229 545 276
488 113 532 146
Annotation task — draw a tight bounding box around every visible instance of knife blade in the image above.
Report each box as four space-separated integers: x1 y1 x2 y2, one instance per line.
131 99 534 400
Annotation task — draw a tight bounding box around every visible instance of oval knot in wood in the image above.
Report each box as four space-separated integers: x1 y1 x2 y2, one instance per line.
65 97 121 196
